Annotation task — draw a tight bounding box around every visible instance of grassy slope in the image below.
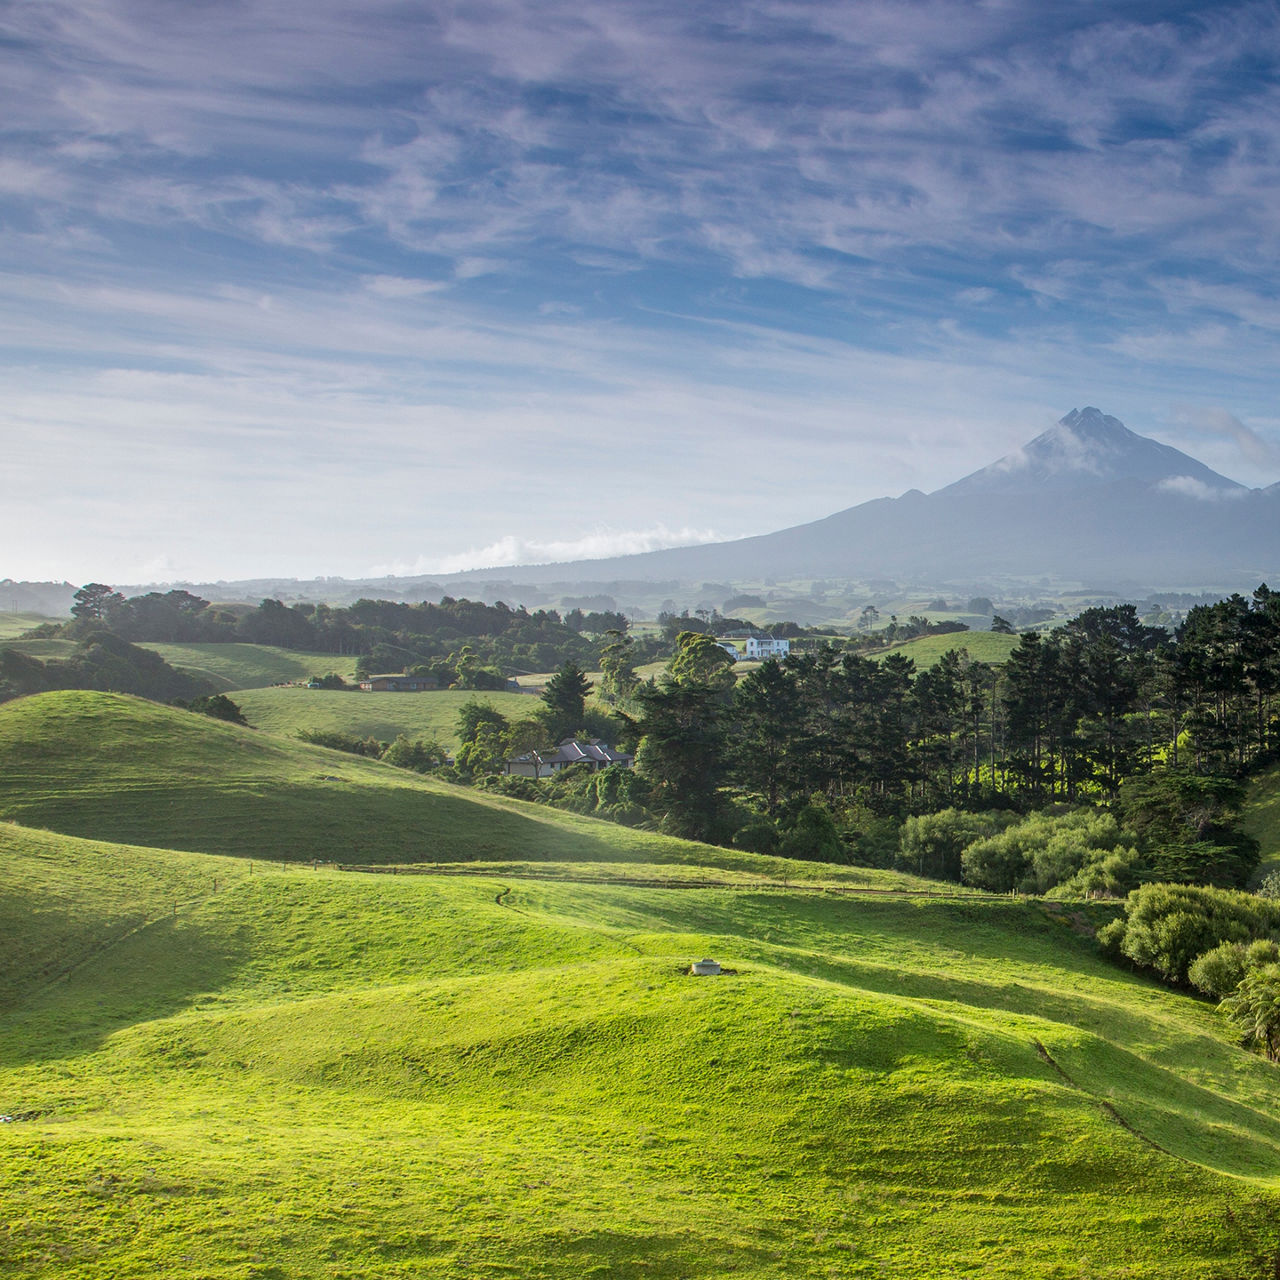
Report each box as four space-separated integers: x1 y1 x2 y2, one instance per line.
137 643 360 691
873 630 1021 669
1244 762 1280 877
3 826 1280 1277
0 638 358 691
0 691 930 886
0 614 59 640
233 685 537 746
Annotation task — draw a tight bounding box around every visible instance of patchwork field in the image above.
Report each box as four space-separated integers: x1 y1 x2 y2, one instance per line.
5 688 1280 1277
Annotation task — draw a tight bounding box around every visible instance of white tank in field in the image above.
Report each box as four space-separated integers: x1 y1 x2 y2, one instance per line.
691 958 722 976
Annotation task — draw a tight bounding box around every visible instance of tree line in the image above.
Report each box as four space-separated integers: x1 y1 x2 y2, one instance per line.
445 590 1280 896
45 584 660 684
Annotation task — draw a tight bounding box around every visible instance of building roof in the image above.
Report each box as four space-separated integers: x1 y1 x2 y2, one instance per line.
508 737 632 767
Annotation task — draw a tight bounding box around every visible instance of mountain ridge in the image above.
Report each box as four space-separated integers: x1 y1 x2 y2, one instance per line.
444 407 1280 590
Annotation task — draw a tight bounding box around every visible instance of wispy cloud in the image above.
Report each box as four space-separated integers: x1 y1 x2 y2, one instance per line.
373 526 728 577
4 1 1280 577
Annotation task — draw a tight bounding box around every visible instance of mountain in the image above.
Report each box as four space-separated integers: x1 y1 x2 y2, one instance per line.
457 408 1280 590
938 407 1245 498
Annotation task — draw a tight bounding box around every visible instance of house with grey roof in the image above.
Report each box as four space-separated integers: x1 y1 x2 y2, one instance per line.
505 738 634 780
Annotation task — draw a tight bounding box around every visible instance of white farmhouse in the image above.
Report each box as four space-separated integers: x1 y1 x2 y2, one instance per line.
743 635 790 660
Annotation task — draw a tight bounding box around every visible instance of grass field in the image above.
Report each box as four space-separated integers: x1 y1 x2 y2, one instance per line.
0 691 934 885
873 630 1022 669
0 638 360 690
5 817 1280 1276
0 613 58 640
7 687 1280 1276
232 685 537 746
138 643 361 691
1245 763 1280 878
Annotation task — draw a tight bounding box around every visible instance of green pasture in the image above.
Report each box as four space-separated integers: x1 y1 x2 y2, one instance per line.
873 630 1022 669
0 613 58 640
0 638 359 691
140 642 360 691
1245 763 1280 877
232 685 536 746
3 820 1280 1276
0 637 77 660
0 691 929 886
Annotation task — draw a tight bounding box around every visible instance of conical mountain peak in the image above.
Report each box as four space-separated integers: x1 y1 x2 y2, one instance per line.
937 407 1244 497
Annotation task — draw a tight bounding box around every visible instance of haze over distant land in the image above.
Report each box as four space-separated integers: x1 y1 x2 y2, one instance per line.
8 407 1274 608
422 408 1280 591
4 4 1280 581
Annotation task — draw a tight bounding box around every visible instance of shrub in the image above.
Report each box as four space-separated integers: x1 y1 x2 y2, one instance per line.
897 808 1016 881
1106 883 1280 984
779 802 847 863
380 734 448 774
961 808 1138 895
296 729 385 758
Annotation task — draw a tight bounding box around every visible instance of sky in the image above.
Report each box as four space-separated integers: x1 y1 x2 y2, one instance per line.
6 0 1280 584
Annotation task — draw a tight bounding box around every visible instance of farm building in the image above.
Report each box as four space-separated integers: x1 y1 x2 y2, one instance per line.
357 673 438 692
505 738 634 779
715 632 791 661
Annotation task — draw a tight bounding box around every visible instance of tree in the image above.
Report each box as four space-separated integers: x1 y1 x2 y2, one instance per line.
667 631 735 692
456 699 509 746
190 693 247 725
540 661 593 740
597 631 640 707
1220 963 1280 1060
634 675 726 840
380 735 447 773
1119 769 1258 887
71 583 125 624
731 658 802 812
897 808 1014 882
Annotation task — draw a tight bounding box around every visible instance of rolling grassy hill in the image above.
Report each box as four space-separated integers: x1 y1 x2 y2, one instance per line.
232 685 537 747
4 818 1280 1276
7 688 1280 1275
135 642 360 691
0 638 360 690
0 691 927 886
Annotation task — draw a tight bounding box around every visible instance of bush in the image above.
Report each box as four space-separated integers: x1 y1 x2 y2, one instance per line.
1048 847 1145 900
296 729 385 757
308 673 350 690
960 808 1138 895
897 808 1016 881
732 818 780 855
380 734 448 774
1106 883 1280 984
779 802 847 863
174 693 248 725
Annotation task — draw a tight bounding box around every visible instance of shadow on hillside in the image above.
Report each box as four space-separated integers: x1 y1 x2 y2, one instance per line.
0 907 247 1068
541 886 1280 1178
1 781 653 865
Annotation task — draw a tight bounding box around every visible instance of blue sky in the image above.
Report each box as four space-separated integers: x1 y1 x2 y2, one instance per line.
5 0 1280 582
